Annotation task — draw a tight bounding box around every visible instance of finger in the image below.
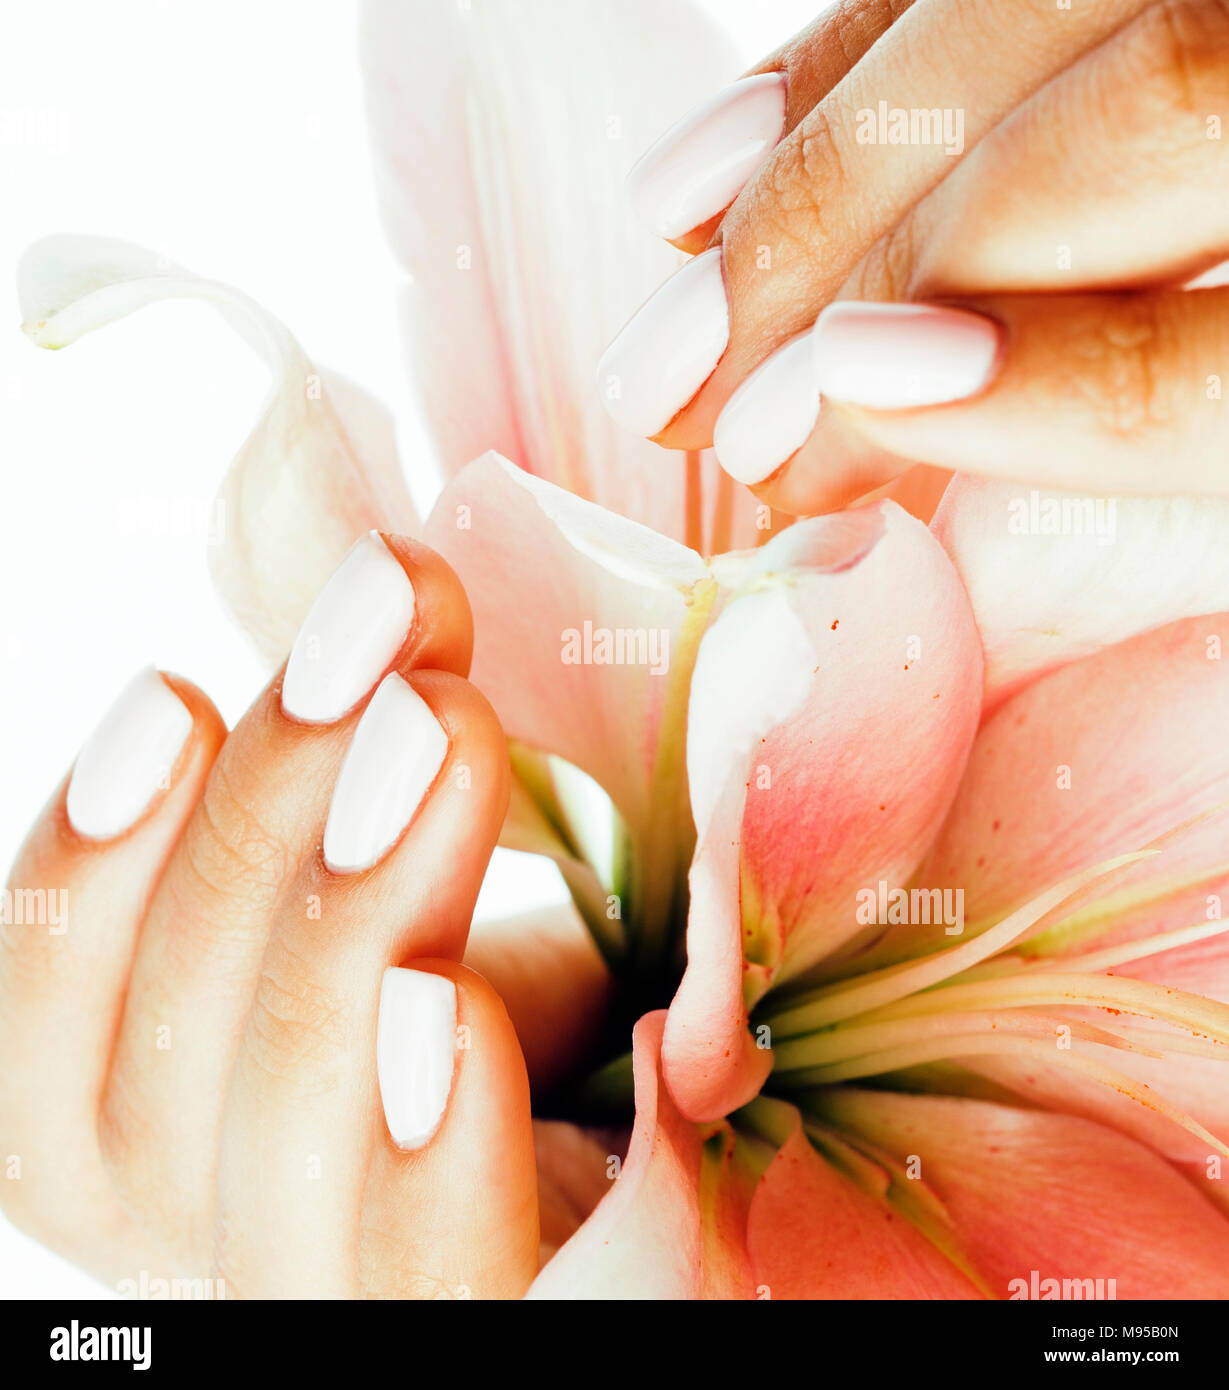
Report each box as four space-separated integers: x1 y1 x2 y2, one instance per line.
0 668 224 1279
631 0 918 252
211 676 510 1298
362 962 539 1300
599 0 1152 446
857 0 1229 302
98 532 471 1269
805 288 1229 496
728 0 1229 512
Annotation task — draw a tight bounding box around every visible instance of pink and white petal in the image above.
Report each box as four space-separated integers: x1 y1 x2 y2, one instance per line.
933 475 1229 710
664 503 982 1121
360 0 763 552
915 615 1229 953
18 235 412 661
527 1012 754 1300
821 1088 1229 1298
424 453 714 870
747 1112 982 1300
664 769 776 1125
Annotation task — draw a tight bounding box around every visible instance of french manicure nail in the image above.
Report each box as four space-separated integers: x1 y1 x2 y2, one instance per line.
377 967 457 1151
281 531 415 724
66 667 193 839
597 247 729 436
322 673 448 874
714 333 820 484
628 72 787 240
812 302 1002 408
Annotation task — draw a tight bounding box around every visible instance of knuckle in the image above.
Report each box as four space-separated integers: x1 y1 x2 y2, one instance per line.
1067 296 1175 439
743 106 847 262
848 209 925 302
244 938 351 1094
796 106 848 221
182 758 291 912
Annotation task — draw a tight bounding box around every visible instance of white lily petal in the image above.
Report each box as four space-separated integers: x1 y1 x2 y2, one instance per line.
361 0 764 552
19 234 414 660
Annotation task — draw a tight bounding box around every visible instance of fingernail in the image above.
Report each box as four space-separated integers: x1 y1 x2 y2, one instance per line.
628 72 787 240
597 247 729 436
66 667 193 840
323 673 448 874
282 531 415 724
713 333 820 484
812 302 1002 408
377 967 457 1151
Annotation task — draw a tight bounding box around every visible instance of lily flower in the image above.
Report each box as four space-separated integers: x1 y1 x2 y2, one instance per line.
18 0 1229 1298
429 456 1229 1299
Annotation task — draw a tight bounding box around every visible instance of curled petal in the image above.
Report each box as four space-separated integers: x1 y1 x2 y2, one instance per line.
425 454 716 943
18 234 412 660
665 504 982 1120
527 1012 755 1300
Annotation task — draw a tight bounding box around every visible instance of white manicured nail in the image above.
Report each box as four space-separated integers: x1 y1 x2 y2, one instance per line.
377 967 457 1151
66 667 193 839
628 72 787 240
714 333 820 484
597 248 729 436
323 673 448 874
812 302 1002 408
281 532 415 724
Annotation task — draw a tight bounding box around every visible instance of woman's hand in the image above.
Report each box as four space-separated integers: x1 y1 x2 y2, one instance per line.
0 533 572 1299
598 0 1229 512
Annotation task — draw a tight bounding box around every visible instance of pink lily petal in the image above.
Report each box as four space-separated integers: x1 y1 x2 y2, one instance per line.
933 475 1229 710
17 234 413 661
360 0 763 551
916 615 1229 952
664 504 983 1120
424 453 714 876
746 1110 982 1299
527 1012 755 1299
821 1088 1229 1298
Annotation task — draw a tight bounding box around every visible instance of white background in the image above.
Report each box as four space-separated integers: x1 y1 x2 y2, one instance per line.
0 0 818 1297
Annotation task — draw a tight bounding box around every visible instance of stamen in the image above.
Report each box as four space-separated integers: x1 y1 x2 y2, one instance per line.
765 851 1155 1035
788 1035 1229 1159
853 972 1229 1050
1028 917 1229 975
771 1008 1165 1073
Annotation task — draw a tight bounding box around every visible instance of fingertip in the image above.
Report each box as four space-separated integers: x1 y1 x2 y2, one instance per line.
62 667 224 848
373 958 539 1296
376 532 474 678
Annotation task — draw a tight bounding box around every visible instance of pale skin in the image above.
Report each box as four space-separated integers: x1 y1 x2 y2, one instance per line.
0 536 609 1299
6 0 1229 1299
653 0 1229 509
